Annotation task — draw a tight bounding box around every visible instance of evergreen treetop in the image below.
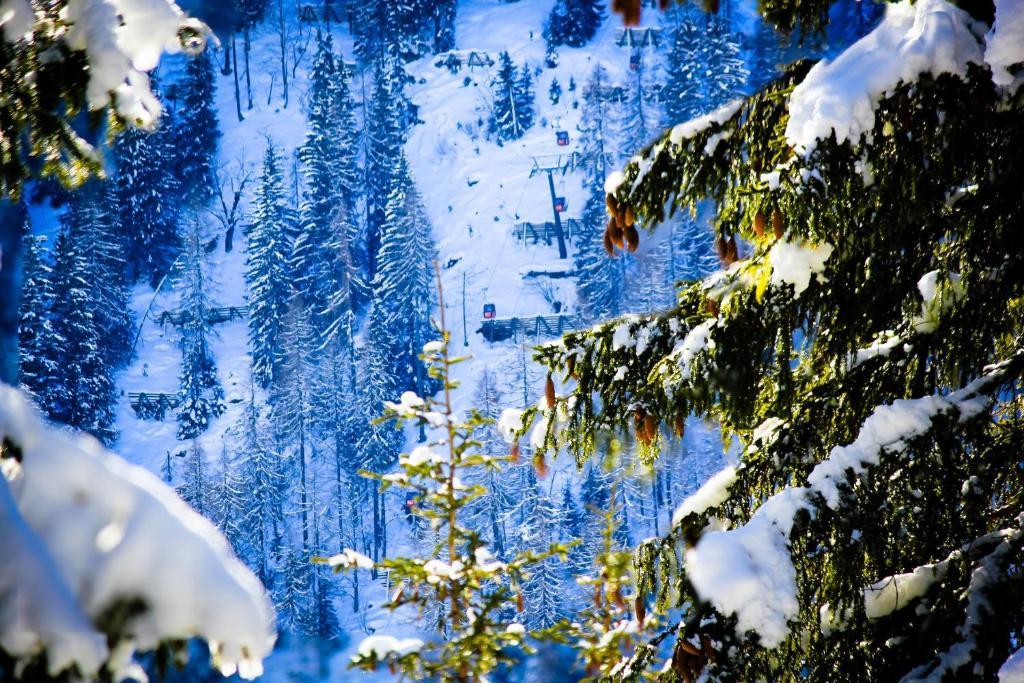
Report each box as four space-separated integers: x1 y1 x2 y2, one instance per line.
294 34 362 352
365 51 413 276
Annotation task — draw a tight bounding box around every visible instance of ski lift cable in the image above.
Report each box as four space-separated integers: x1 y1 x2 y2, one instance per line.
482 221 512 296
483 168 532 294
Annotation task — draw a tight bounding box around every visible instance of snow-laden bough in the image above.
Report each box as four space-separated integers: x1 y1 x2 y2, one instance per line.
0 385 275 679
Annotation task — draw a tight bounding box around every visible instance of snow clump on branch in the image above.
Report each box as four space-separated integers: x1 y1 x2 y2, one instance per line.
0 385 275 679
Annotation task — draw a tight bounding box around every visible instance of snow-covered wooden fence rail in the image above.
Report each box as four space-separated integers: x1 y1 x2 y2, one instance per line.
433 50 495 73
515 219 580 245
297 3 342 23
156 305 248 327
128 392 181 420
478 314 578 343
615 27 662 48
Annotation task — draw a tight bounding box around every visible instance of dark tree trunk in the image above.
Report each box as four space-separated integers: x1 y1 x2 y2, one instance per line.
277 0 289 108
221 39 232 75
231 32 244 122
299 427 309 549
244 25 253 110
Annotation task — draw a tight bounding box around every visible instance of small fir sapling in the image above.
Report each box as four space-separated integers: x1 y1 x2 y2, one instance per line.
320 265 574 681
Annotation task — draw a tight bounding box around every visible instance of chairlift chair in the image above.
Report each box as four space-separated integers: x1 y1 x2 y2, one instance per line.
629 52 641 70
483 303 497 319
554 197 567 213
556 130 569 146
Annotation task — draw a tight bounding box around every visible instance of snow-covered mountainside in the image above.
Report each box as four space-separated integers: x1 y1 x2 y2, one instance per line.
19 0 807 678
10 0 1024 677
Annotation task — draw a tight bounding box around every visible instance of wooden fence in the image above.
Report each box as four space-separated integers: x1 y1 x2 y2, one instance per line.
478 314 578 343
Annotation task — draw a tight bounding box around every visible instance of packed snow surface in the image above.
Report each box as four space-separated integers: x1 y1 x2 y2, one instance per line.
0 386 275 679
785 0 984 152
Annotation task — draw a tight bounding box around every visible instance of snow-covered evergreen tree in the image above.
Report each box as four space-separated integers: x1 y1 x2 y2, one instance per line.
272 300 334 636
558 479 590 579
316 353 365 611
44 229 117 444
176 227 225 440
526 0 1024 674
17 234 56 402
212 444 253 564
172 49 221 203
113 111 181 286
429 0 458 52
293 33 366 345
489 52 535 142
464 368 518 556
626 244 675 312
349 0 388 65
575 66 625 321
370 154 437 396
231 388 286 590
520 486 563 629
515 66 538 131
549 77 562 104
350 0 457 61
357 301 405 563
546 0 604 48
246 142 292 387
178 439 209 516
504 342 543 411
327 49 367 304
617 66 655 163
365 52 411 276
663 6 747 126
61 182 134 369
277 544 319 636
